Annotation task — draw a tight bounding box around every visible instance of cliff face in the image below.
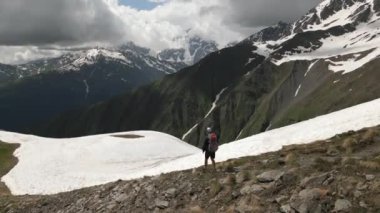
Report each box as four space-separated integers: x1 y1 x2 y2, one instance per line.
2 126 379 212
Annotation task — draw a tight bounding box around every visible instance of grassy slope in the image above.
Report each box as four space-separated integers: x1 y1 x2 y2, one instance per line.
0 142 19 195
273 58 380 128
231 58 380 141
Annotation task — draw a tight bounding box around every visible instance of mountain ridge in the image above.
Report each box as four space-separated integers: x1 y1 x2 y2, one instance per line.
31 0 380 147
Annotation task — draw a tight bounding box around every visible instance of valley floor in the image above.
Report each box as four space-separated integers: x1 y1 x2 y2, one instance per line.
0 126 379 212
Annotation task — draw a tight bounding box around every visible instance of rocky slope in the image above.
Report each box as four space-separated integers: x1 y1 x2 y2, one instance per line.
37 0 380 147
1 126 379 212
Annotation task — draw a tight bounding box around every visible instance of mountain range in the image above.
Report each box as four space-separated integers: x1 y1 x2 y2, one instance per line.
1 0 380 211
0 35 218 132
33 0 380 147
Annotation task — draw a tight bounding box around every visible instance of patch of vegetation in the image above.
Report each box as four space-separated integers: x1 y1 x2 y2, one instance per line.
359 160 380 171
0 141 19 195
285 152 298 166
224 174 236 186
0 142 19 177
313 157 332 172
361 127 378 140
341 138 356 154
209 180 223 196
240 170 252 182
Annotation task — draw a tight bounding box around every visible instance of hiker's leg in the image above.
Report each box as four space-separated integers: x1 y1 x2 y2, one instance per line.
211 153 216 170
211 158 216 170
204 152 209 168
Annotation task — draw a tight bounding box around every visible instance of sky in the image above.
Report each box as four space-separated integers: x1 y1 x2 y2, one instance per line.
119 0 161 10
0 0 319 64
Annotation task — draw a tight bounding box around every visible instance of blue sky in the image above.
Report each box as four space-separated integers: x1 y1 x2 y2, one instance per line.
119 0 159 10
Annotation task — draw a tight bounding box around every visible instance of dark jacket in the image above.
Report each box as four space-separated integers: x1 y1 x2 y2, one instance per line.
202 132 219 152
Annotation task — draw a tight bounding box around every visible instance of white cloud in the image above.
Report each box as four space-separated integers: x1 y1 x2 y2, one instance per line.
107 0 245 51
0 46 65 65
0 0 319 64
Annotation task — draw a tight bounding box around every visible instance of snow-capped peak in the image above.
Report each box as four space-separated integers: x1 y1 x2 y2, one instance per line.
292 0 377 33
17 44 184 75
60 48 132 71
157 35 218 65
244 0 380 75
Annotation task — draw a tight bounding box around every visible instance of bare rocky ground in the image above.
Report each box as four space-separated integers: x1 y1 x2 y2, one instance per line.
0 126 379 213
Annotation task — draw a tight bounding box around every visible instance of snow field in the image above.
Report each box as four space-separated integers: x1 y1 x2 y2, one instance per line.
1 98 380 195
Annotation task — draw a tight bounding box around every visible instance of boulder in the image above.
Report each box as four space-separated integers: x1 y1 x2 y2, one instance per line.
114 193 129 203
300 172 335 188
164 188 176 198
232 190 240 199
365 174 375 181
155 199 169 209
280 204 294 213
290 188 327 213
257 170 284 183
240 184 264 195
333 199 351 212
276 195 288 204
357 182 369 191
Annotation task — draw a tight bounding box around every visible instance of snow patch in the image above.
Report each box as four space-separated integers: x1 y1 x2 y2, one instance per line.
1 99 380 195
182 124 199 140
83 80 89 99
204 87 228 118
0 131 200 195
304 60 319 77
140 98 380 179
294 84 302 97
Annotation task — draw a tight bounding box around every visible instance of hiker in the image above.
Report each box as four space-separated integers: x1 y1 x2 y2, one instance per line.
202 127 219 170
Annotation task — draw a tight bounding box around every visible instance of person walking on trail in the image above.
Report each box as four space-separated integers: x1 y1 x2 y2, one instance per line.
202 127 219 171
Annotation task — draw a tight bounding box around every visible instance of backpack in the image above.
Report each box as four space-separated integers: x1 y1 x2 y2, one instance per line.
208 132 218 152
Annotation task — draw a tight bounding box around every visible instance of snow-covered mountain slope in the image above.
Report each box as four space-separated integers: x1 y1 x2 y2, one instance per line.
1 98 379 195
0 131 200 195
157 36 218 65
247 0 380 74
21 46 183 75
